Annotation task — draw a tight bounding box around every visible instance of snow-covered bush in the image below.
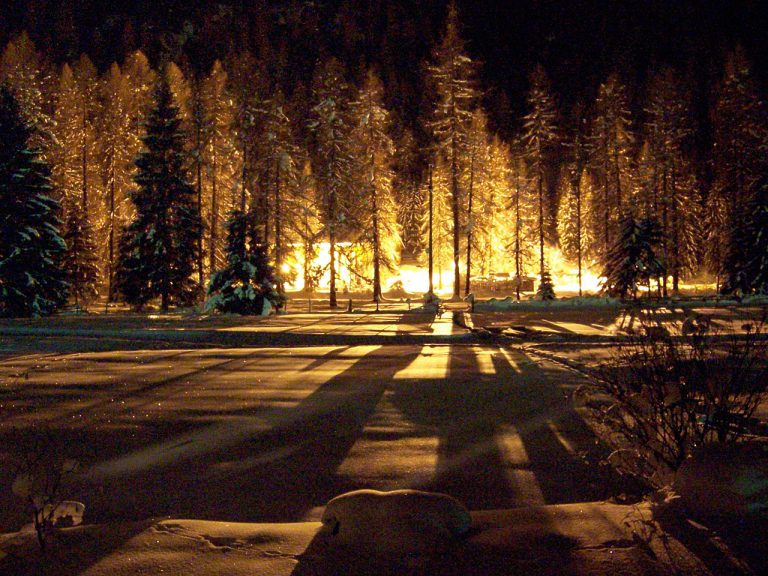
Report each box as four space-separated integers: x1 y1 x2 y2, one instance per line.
584 314 768 488
9 426 84 550
206 210 284 315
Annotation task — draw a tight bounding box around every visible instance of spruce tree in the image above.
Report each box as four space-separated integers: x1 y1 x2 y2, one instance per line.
710 48 768 293
62 204 99 306
309 57 355 308
352 70 399 302
206 209 281 315
426 0 477 299
588 73 634 265
115 78 202 310
523 64 558 299
0 87 68 317
602 212 664 299
722 175 768 295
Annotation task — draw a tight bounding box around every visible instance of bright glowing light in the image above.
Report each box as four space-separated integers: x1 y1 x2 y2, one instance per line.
547 248 603 294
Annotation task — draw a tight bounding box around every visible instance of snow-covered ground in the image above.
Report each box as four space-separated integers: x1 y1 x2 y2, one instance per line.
1 306 765 574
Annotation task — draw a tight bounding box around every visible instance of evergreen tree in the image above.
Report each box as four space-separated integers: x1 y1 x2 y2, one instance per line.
722 175 768 295
523 64 558 298
115 78 202 310
508 146 535 300
642 67 698 295
557 166 594 296
62 204 99 305
709 48 768 293
0 32 53 155
97 62 134 302
588 73 634 264
309 57 355 308
352 70 400 301
426 1 477 299
52 58 102 303
602 212 664 299
202 60 239 277
206 209 282 314
0 87 68 317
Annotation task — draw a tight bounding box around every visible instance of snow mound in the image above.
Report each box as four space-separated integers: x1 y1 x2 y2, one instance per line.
474 296 621 312
320 489 471 554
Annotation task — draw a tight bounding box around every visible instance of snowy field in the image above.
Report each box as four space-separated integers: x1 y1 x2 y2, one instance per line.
1 303 766 574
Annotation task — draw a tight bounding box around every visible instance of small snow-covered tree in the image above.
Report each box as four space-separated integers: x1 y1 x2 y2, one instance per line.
115 78 202 310
207 209 282 314
62 204 99 306
0 87 68 317
602 212 664 299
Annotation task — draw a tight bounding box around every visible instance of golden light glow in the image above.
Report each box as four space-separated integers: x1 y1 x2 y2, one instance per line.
546 247 603 295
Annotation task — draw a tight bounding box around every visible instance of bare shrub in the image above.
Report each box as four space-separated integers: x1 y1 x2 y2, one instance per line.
585 310 768 488
9 426 83 550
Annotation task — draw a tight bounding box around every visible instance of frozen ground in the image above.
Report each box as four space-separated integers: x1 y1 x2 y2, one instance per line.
0 303 765 574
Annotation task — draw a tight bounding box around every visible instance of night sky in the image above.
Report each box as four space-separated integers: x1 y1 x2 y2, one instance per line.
1 0 766 134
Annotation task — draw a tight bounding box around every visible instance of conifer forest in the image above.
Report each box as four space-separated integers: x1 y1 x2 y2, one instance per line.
1 0 767 316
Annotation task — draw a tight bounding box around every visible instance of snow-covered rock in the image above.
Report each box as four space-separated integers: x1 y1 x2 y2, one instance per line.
320 489 471 554
674 441 768 519
41 500 85 527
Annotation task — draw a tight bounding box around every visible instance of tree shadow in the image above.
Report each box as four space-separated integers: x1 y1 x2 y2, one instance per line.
71 345 421 524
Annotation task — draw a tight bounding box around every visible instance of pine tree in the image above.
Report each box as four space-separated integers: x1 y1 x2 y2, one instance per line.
352 70 400 301
508 146 535 300
62 204 99 305
426 1 477 299
0 32 54 155
0 87 68 317
557 165 594 296
463 108 490 295
710 48 768 293
97 62 134 302
202 60 239 277
588 73 634 265
51 58 101 303
206 209 281 314
602 212 664 299
309 57 355 308
475 135 509 279
523 64 558 298
115 78 202 310
643 67 698 295
722 175 768 295
261 90 299 296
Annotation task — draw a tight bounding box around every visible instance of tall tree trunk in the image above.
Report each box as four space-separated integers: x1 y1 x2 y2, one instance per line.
209 147 219 276
107 161 116 302
274 157 284 295
576 177 583 297
464 151 474 296
451 134 461 299
428 163 434 295
196 122 204 290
